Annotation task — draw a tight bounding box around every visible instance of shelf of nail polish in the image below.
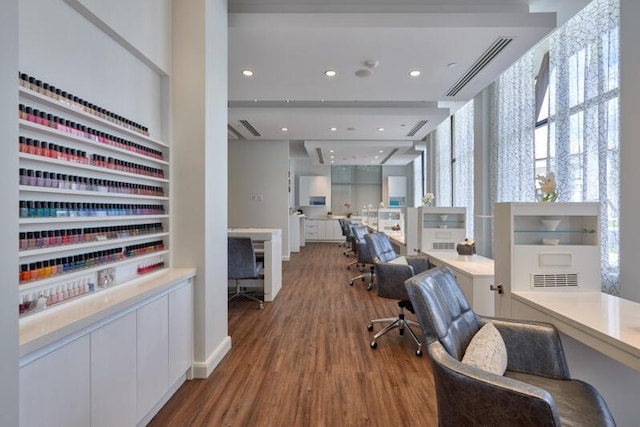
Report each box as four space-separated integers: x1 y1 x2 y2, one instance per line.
19 152 169 184
19 201 165 218
19 275 96 318
18 103 163 159
19 168 165 195
19 119 167 166
137 257 166 275
19 223 164 252
19 240 166 285
18 72 163 143
19 214 168 225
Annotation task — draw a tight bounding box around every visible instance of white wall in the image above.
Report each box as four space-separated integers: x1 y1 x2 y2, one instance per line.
67 0 172 74
0 1 19 425
172 0 230 377
228 140 291 258
19 0 166 139
619 0 640 303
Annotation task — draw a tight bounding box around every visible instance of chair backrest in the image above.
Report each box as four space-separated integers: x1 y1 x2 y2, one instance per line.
404 266 479 361
364 232 397 263
228 237 260 280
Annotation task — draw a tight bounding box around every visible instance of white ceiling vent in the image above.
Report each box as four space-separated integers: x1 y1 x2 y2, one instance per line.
315 148 325 164
228 124 245 140
238 119 261 137
380 148 398 164
406 120 428 137
445 37 515 97
531 273 579 289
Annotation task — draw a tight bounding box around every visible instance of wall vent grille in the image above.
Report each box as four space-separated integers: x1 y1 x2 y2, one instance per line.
531 273 579 288
445 37 515 97
432 242 455 250
407 120 428 137
239 119 261 137
315 148 325 164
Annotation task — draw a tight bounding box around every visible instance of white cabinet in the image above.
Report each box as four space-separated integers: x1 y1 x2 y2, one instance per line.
304 218 343 241
20 335 91 427
299 176 330 207
169 282 192 385
420 207 466 252
137 295 169 421
494 202 600 318
387 176 407 207
91 312 137 427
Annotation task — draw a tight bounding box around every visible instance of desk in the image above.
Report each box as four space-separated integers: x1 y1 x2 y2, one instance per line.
425 251 495 316
228 228 282 302
512 291 640 426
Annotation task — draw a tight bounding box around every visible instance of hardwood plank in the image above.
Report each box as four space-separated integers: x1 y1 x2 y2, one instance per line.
149 242 438 426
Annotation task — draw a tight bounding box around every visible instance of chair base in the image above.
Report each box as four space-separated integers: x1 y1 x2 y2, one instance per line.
367 313 422 356
228 281 264 309
349 266 374 290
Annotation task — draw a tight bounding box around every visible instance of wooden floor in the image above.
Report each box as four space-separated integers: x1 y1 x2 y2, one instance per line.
149 242 438 426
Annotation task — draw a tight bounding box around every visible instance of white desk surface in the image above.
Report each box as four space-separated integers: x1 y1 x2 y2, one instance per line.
228 227 282 237
425 251 494 278
20 268 196 357
513 291 640 371
386 232 405 246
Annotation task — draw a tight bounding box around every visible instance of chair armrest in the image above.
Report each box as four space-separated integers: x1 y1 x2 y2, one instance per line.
478 317 570 380
405 256 430 274
429 341 561 427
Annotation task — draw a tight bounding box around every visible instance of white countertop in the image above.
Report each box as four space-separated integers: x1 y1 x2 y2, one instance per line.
386 232 405 245
20 268 196 357
425 251 495 278
228 227 282 236
513 291 640 371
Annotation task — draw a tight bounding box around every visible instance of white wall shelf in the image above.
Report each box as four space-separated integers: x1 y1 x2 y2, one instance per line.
19 120 169 166
19 232 170 258
19 87 167 148
19 153 169 183
19 186 168 201
20 215 168 225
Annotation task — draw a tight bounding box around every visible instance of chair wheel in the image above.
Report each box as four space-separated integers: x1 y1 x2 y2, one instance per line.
361 277 365 282
399 329 404 336
349 281 354 286
416 349 423 357
367 284 372 290
259 303 264 310
347 265 351 270
370 341 378 349
367 324 373 331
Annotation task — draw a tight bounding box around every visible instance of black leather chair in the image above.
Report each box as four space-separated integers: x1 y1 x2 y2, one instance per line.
228 237 264 309
364 232 430 356
404 266 616 427
348 225 374 290
339 219 356 257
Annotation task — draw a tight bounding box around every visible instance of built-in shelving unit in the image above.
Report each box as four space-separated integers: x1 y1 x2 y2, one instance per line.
17 76 170 317
493 202 601 318
419 207 466 252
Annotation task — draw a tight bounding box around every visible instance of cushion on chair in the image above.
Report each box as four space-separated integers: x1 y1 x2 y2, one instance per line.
388 256 408 265
461 322 508 376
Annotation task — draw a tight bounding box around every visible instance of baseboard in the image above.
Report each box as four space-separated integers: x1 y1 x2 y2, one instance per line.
137 373 187 426
191 335 232 378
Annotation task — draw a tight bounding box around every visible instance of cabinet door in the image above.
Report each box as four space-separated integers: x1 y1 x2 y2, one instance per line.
329 220 343 240
169 281 193 385
91 312 137 427
137 295 169 421
20 335 91 427
308 176 328 196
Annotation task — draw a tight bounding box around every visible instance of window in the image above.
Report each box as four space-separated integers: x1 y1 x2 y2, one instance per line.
453 100 475 237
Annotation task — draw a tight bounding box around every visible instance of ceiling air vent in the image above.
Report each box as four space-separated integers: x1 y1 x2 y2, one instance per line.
531 273 579 289
315 148 325 164
238 119 261 137
445 37 515 97
380 148 398 165
227 124 245 140
406 120 428 137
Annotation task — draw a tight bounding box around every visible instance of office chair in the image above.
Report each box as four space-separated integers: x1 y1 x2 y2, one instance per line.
364 232 430 356
348 225 375 290
228 237 264 309
341 219 356 257
404 266 616 427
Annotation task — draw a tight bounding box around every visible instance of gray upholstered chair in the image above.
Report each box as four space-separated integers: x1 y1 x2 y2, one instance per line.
404 266 616 427
348 225 374 290
228 237 264 309
364 232 430 356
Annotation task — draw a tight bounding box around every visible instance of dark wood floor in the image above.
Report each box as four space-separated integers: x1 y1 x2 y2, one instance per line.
149 242 438 426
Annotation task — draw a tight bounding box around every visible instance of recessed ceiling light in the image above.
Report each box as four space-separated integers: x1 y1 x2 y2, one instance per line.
281 127 288 131
374 156 379 159
331 160 335 163
324 70 337 77
409 70 421 77
330 127 337 131
242 70 254 77
378 127 384 131
448 63 457 68
379 150 384 153
330 155 335 159
329 149 335 153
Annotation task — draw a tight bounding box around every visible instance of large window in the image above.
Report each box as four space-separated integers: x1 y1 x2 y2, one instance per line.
535 0 620 293
434 117 452 206
453 101 475 237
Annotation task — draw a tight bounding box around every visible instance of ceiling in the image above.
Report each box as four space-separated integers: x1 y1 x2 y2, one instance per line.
227 0 560 166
